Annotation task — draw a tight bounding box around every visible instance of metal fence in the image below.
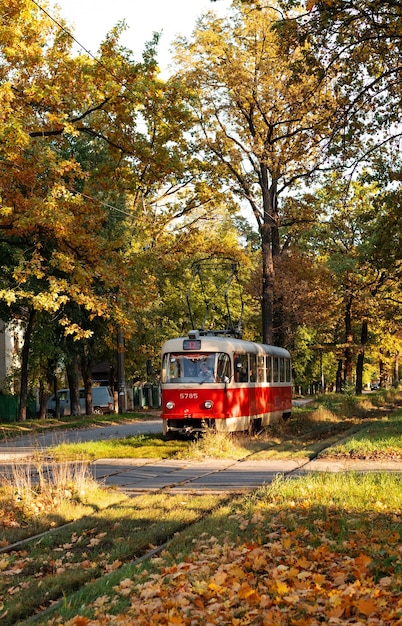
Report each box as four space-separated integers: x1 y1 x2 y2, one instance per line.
0 395 37 422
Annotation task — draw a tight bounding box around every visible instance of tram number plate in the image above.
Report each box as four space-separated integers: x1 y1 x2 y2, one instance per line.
180 393 198 399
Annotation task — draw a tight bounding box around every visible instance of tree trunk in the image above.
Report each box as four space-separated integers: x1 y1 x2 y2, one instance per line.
18 307 35 421
393 354 399 386
67 352 81 416
379 358 386 388
117 327 126 414
260 222 275 345
80 342 94 415
260 169 278 345
344 295 354 385
336 359 343 393
38 359 57 419
355 319 368 394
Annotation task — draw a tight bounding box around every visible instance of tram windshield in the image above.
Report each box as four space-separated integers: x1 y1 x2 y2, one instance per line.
162 352 231 384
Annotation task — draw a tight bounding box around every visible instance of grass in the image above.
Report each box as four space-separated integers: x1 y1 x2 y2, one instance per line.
46 416 359 462
37 471 402 625
14 393 401 463
322 411 402 459
0 459 125 545
0 487 227 625
0 391 401 623
50 432 188 461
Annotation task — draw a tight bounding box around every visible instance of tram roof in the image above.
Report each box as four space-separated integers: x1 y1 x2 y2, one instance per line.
161 331 291 358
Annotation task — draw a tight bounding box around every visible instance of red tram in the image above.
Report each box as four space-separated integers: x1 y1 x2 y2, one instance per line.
161 330 292 437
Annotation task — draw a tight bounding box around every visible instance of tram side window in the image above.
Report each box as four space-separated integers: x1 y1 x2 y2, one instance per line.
266 356 272 383
280 358 286 382
273 357 280 383
257 355 265 383
234 354 249 382
217 353 231 382
249 354 257 382
285 359 292 382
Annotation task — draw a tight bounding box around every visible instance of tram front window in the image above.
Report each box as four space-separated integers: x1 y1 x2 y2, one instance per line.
162 353 231 383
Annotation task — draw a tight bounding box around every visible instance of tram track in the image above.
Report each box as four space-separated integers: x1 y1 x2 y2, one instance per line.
1 419 362 559
0 423 370 625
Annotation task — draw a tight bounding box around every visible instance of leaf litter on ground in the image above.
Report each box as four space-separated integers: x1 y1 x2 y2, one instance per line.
45 472 402 626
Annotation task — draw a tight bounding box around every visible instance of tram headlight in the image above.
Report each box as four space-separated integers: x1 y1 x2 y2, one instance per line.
166 401 175 410
204 400 213 409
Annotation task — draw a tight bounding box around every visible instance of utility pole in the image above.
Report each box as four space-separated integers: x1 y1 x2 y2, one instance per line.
117 328 126 413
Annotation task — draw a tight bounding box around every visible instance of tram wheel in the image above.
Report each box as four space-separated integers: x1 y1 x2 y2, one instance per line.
248 418 262 436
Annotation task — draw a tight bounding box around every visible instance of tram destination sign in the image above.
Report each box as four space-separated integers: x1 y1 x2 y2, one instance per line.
183 339 201 350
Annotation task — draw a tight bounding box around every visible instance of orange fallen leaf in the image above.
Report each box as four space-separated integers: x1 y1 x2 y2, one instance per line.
356 596 379 617
238 582 257 599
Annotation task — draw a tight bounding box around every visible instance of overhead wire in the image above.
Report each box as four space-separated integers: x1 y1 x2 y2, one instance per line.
26 1 224 224
27 0 161 218
29 0 124 84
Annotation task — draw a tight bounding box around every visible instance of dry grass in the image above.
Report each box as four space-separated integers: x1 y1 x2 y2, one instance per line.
9 458 93 516
306 406 339 422
0 458 105 543
176 428 248 460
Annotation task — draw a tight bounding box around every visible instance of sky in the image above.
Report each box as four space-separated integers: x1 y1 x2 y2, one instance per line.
53 0 233 74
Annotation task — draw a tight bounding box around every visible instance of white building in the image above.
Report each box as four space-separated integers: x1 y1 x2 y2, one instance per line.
0 320 22 392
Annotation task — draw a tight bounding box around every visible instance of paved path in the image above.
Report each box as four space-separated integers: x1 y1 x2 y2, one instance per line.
91 457 306 492
90 456 402 492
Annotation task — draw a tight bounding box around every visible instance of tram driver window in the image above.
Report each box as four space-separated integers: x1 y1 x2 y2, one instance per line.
169 356 181 381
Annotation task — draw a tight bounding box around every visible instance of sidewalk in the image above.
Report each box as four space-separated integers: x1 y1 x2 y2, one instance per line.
300 457 402 473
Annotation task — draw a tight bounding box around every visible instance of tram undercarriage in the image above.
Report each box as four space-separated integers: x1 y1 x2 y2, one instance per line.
163 409 291 438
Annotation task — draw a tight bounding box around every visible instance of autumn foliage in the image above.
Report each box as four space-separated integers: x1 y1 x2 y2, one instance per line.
47 473 402 626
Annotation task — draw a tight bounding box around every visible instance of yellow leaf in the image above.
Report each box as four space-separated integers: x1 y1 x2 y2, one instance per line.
208 582 223 592
211 570 227 586
229 566 246 579
0 558 9 571
275 580 289 595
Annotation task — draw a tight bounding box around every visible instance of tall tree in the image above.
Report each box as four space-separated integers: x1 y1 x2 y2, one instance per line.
174 0 341 344
0 0 196 416
310 173 389 391
275 0 402 167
